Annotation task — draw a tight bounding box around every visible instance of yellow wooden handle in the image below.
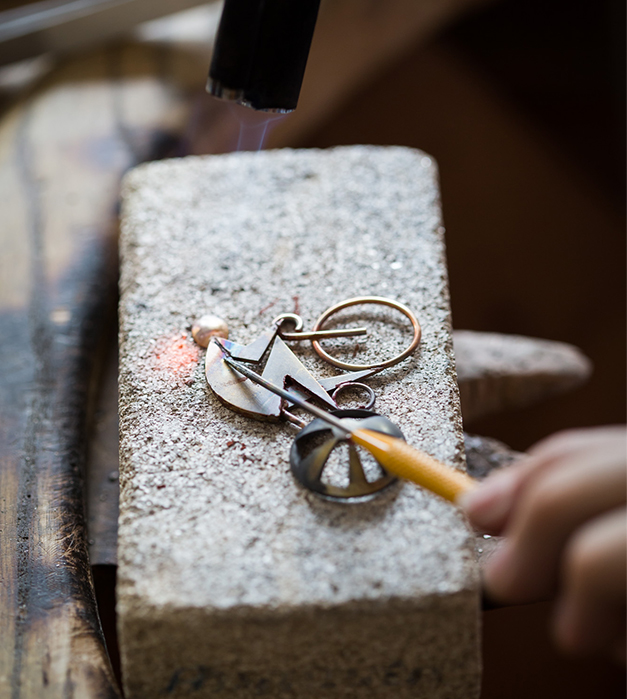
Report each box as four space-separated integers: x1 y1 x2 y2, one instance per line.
351 429 478 503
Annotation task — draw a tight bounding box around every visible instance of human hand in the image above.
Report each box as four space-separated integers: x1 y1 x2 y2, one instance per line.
460 426 626 662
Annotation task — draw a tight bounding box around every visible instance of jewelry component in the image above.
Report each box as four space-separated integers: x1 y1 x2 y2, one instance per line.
193 296 426 500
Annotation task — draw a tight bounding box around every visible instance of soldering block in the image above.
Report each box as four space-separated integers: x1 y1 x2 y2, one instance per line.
118 146 480 699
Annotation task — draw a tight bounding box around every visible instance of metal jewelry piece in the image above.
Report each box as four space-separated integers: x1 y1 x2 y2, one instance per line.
331 382 376 411
195 296 421 500
311 296 421 371
290 409 403 499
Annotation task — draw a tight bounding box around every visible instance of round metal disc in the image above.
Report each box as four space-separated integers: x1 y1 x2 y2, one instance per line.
290 409 404 500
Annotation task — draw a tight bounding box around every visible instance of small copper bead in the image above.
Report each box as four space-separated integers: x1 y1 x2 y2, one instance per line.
192 315 229 347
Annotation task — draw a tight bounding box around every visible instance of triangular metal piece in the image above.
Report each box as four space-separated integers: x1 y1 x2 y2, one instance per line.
262 337 337 410
348 444 369 487
318 368 380 391
229 328 277 362
216 338 244 355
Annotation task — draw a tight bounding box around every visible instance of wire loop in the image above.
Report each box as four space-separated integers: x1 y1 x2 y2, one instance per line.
312 296 421 371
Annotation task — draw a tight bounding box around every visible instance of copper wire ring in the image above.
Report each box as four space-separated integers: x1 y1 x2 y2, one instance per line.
312 296 421 371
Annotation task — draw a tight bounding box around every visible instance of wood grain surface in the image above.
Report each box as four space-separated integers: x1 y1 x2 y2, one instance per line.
0 40 204 698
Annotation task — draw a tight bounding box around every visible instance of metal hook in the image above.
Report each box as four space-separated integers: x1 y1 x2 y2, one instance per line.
273 312 304 332
273 312 368 342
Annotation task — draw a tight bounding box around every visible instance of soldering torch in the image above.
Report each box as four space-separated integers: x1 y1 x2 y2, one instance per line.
207 0 322 112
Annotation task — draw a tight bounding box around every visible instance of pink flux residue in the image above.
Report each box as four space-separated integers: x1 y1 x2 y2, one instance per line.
153 333 200 380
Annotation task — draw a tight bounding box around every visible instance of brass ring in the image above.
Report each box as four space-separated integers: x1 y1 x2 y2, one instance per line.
312 296 421 371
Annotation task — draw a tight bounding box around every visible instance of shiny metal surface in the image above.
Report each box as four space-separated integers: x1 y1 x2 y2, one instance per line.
312 296 422 371
199 297 422 499
290 410 402 500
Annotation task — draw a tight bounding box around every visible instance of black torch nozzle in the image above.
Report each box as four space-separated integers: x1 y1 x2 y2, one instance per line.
207 0 321 113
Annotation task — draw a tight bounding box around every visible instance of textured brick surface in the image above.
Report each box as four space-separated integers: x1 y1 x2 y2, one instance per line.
118 146 480 698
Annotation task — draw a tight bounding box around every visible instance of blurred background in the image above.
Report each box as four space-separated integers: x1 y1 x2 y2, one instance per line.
1 0 624 697
298 0 626 454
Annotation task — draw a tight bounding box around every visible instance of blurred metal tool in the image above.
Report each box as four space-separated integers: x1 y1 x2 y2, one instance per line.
207 0 321 112
0 0 209 66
